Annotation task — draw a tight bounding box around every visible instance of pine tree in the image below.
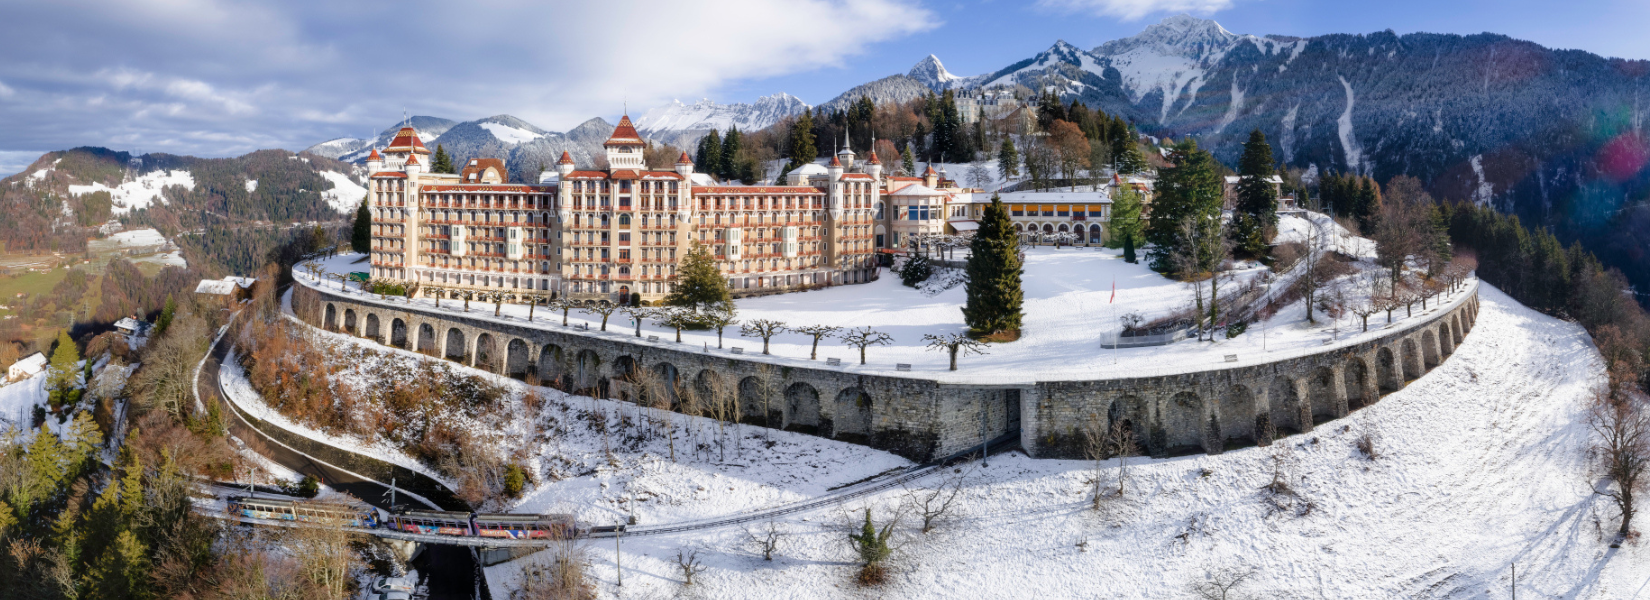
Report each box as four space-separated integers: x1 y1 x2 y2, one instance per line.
962 195 1023 337
47 330 81 409
719 126 743 180
696 130 723 178
998 138 1019 180
1146 140 1223 272
155 295 175 336
789 109 817 169
663 241 731 312
351 198 372 254
902 144 917 177
1232 129 1279 257
1108 187 1145 257
431 145 455 174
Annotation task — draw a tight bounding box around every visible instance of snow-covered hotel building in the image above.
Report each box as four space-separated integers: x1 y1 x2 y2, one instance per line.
366 117 906 305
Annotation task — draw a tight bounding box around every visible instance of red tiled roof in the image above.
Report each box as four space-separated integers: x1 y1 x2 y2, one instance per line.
566 171 610 179
604 115 644 146
368 148 381 161
677 151 692 164
922 164 937 176
370 172 408 179
608 169 639 180
460 158 508 182
829 155 842 167
891 177 922 182
385 127 430 154
693 186 824 194
404 154 419 166
557 151 574 165
866 151 880 164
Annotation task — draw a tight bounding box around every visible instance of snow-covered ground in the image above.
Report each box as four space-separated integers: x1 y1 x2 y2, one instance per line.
317 170 366 213
484 285 1647 599
478 122 543 145
299 238 1467 385
0 372 46 433
67 169 195 215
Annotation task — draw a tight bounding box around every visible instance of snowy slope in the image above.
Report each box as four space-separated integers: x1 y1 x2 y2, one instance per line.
635 94 810 148
906 55 960 89
478 122 543 145
488 285 1648 599
67 169 195 215
317 171 366 213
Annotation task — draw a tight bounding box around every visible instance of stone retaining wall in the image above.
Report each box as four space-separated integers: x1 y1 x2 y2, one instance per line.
294 274 1479 461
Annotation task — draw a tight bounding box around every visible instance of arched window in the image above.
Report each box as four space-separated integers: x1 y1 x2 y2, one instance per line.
619 214 631 226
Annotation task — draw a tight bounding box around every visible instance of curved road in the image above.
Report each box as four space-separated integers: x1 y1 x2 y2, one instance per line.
198 308 486 600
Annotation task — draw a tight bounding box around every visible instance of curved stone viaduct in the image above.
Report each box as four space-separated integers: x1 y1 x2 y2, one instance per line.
293 275 1479 462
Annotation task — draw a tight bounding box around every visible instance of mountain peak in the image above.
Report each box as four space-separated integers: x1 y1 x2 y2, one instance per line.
1093 13 1242 58
908 54 959 88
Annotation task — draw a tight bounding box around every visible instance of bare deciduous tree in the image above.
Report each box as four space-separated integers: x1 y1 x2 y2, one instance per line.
744 520 786 561
700 303 739 349
923 333 987 371
792 324 841 360
1187 565 1258 600
740 319 788 355
674 548 706 586
1081 413 1139 509
1588 385 1650 547
581 303 619 331
620 306 654 337
839 326 893 365
903 468 968 533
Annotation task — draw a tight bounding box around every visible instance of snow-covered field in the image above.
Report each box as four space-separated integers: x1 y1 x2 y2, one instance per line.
299 236 1468 384
318 170 367 213
67 169 195 215
485 285 1648 599
0 372 46 432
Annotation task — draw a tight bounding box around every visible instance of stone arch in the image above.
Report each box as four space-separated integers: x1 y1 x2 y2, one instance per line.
474 333 498 372
784 382 821 433
537 344 564 386
650 362 680 406
505 339 530 380
1307 366 1341 423
390 318 408 349
343 308 357 333
1219 384 1257 448
1401 338 1422 381
1108 395 1147 445
1376 346 1400 392
1421 330 1440 369
444 328 467 362
833 387 873 440
324 303 338 330
1451 315 1464 345
1344 357 1372 410
1268 376 1301 436
611 355 639 401
365 313 381 342
1438 323 1455 357
417 323 436 354
738 376 774 425
692 369 724 404
1161 391 1205 454
573 350 602 395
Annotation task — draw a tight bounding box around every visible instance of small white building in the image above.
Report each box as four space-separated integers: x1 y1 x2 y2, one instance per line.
7 352 46 382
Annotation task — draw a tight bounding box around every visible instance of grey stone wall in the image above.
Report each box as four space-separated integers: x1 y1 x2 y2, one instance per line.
294 276 1479 462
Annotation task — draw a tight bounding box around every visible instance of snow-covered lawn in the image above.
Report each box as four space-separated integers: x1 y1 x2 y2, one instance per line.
300 236 1467 384
486 285 1648 599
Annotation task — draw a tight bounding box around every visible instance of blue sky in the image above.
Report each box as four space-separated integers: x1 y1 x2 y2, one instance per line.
1 0 1647 177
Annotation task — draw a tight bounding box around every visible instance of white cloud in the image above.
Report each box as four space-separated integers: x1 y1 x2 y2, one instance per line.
1035 0 1232 21
0 0 937 156
0 80 14 98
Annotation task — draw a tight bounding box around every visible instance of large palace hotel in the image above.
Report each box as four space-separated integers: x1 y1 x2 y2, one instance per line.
364 115 977 304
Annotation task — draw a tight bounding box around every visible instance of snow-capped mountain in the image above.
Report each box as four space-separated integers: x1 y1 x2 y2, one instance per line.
635 93 810 148
907 55 960 89
302 116 458 162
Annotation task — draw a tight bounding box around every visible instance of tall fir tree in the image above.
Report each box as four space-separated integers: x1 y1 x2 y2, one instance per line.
431 145 455 174
1232 129 1279 257
663 241 732 311
1108 187 1145 262
1113 134 1149 175
1145 140 1223 272
962 194 1024 336
719 126 743 180
902 144 917 177
155 295 175 336
696 130 723 178
997 138 1019 180
47 330 80 409
351 198 372 254
789 109 817 169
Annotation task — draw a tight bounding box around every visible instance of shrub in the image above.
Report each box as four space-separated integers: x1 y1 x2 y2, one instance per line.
503 464 527 498
898 254 932 287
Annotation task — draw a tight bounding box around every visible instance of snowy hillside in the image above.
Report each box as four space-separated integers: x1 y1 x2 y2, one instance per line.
487 285 1649 599
635 93 810 147
305 116 458 162
66 169 195 215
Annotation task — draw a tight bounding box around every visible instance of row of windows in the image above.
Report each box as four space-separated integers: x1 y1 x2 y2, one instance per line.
568 180 679 193
1008 204 1109 217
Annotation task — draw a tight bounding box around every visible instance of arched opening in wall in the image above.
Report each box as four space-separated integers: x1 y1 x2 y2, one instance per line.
1268 377 1301 436
444 328 467 362
1307 366 1339 424
537 345 564 389
1451 316 1464 345
574 350 601 396
344 309 357 333
505 339 530 381
1438 324 1454 357
1163 392 1205 455
650 362 680 407
365 314 381 342
1376 347 1400 392
1421 330 1440 369
833 387 873 442
611 356 638 401
738 376 773 426
1108 395 1144 444
324 304 337 330
1401 338 1422 382
1219 385 1256 449
390 318 408 349
784 382 821 434
474 333 498 373
1344 358 1371 410
417 323 436 354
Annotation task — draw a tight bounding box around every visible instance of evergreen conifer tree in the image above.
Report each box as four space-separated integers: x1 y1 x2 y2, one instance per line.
351 198 372 254
663 242 731 312
1113 132 1149 175
155 295 175 336
1145 140 1223 272
47 330 81 409
998 138 1019 180
696 130 723 178
719 126 743 180
431 145 455 174
789 110 817 169
1232 129 1279 257
962 194 1023 337
1108 187 1145 259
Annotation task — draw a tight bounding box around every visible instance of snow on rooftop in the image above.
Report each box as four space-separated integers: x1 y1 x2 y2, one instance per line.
68 169 195 215
195 279 238 295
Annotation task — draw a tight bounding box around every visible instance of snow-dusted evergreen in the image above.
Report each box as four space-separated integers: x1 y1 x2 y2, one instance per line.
635 93 811 148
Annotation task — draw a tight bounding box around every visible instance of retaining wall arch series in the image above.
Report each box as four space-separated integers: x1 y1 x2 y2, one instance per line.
293 274 1479 462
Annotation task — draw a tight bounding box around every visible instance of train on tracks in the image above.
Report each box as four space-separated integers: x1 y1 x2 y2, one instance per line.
226 496 577 541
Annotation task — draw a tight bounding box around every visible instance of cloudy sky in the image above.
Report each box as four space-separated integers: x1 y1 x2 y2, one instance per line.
1 0 1647 176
